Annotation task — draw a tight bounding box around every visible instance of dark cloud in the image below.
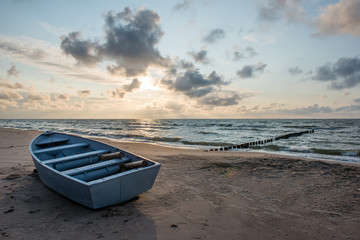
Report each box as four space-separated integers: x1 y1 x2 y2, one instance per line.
236 62 267 79
7 63 19 78
161 69 227 98
188 50 210 64
233 47 257 61
257 0 305 23
198 91 242 106
185 87 214 98
315 0 360 36
312 57 360 89
174 70 225 92
60 7 169 77
107 78 142 99
312 64 337 81
203 29 225 44
60 32 100 67
173 0 192 11
354 98 360 103
77 90 91 98
123 78 141 92
159 66 248 107
164 58 195 77
179 59 195 70
288 66 303 75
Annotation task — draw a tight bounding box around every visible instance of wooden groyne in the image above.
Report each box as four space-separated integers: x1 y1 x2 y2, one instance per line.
207 129 314 152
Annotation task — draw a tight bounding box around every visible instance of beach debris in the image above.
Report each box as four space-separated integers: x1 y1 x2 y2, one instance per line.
207 129 315 152
3 173 21 180
28 209 41 214
3 206 14 214
120 160 148 171
99 151 124 161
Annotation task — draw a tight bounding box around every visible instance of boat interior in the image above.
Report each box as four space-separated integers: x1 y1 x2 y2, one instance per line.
33 134 151 183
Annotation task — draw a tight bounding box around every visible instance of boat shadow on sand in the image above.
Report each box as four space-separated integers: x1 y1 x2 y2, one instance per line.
0 169 157 239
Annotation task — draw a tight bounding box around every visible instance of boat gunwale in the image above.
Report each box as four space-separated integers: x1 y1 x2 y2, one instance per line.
29 131 161 187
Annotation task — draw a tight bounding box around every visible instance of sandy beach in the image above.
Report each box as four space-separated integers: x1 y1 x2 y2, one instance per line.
0 127 360 240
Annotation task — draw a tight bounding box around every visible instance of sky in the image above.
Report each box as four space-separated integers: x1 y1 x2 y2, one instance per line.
0 0 359 119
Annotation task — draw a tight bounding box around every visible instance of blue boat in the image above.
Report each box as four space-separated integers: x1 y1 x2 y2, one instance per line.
29 131 161 209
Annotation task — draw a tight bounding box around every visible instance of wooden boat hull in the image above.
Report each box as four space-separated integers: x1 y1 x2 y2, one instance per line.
29 131 161 209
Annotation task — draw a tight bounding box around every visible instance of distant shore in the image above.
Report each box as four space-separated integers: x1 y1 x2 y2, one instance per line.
1 127 360 239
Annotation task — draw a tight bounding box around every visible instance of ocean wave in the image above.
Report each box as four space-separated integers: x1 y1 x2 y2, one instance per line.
150 137 181 142
180 140 233 146
251 144 360 157
282 125 317 129
198 131 218 135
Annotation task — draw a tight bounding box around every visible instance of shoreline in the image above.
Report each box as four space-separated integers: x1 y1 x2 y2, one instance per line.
2 126 359 166
1 127 360 239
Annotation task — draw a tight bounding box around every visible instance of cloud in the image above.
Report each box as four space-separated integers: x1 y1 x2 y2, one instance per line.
236 62 267 79
0 99 18 109
162 69 227 97
354 98 360 103
38 21 68 37
278 104 333 115
77 90 91 98
0 35 116 84
165 58 195 77
185 87 214 98
311 56 360 89
165 101 183 111
160 67 250 107
27 92 51 102
315 0 360 36
203 28 225 44
60 32 100 67
173 0 192 11
288 66 303 75
0 90 23 100
257 0 306 24
233 46 257 61
123 78 141 92
198 91 242 106
55 94 69 101
108 88 125 99
188 50 210 64
0 79 26 90
335 104 360 112
61 7 169 77
107 78 142 99
7 63 19 78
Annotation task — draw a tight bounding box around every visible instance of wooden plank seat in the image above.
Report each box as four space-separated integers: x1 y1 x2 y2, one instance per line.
43 149 110 165
35 137 70 147
34 143 90 154
62 157 131 176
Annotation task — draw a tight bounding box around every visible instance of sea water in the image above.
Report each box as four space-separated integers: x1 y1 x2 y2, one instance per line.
0 119 359 164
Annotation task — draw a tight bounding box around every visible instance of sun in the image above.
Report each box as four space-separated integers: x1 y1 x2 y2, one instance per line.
138 77 158 90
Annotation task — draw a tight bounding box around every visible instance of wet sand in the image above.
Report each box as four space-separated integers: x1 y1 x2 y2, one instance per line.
1 127 360 239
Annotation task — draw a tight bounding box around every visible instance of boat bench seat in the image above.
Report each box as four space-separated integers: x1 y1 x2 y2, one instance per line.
35 137 70 147
43 149 110 165
34 143 90 154
62 157 131 176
